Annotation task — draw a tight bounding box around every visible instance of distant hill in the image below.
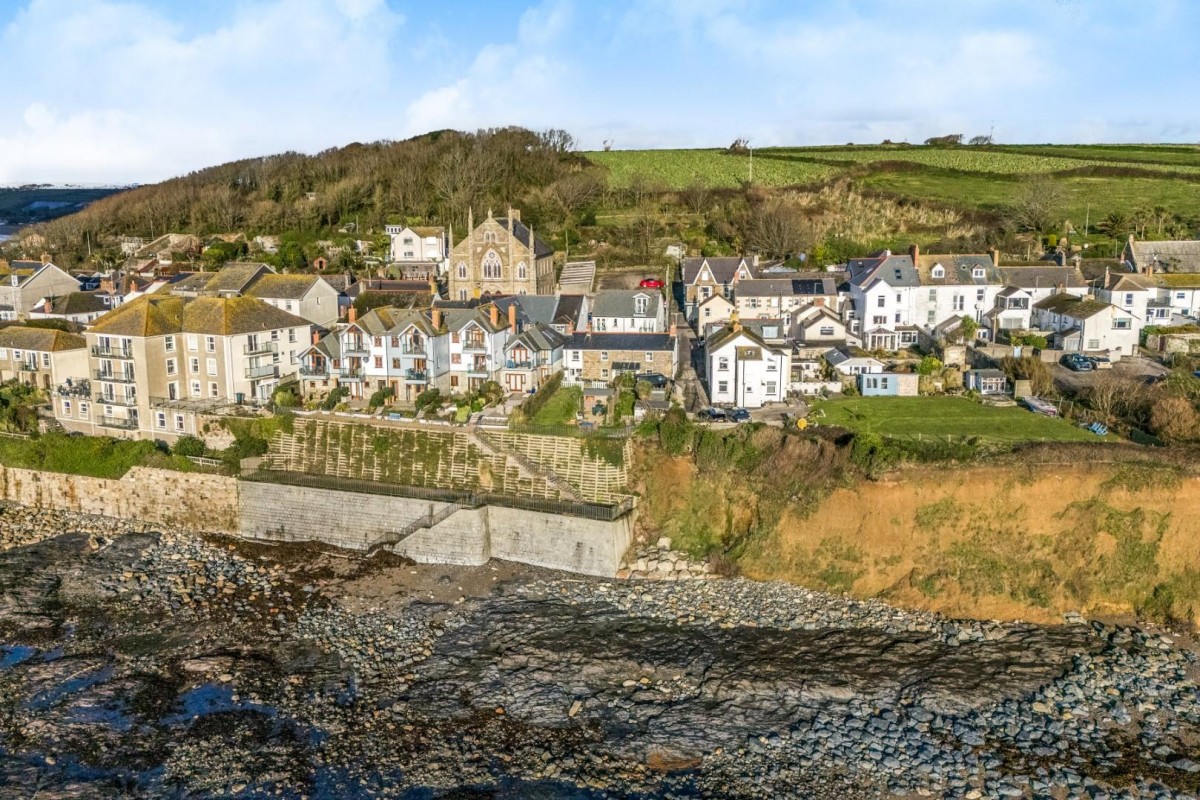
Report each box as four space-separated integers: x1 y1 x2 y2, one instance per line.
0 186 128 225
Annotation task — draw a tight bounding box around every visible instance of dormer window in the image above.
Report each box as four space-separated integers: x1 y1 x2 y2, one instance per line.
931 265 945 279
972 267 985 279
634 295 648 315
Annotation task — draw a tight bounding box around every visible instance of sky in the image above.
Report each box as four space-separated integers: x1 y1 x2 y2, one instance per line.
2 0 1198 185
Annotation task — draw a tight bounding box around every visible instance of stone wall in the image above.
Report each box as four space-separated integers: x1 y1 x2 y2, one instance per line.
0 465 239 532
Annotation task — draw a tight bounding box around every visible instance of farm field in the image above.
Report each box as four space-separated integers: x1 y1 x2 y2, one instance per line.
810 396 1107 443
585 143 1200 222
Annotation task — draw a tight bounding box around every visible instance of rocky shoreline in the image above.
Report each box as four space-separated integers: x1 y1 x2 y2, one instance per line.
1 503 1199 799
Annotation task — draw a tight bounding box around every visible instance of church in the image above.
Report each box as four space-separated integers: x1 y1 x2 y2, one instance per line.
447 208 555 300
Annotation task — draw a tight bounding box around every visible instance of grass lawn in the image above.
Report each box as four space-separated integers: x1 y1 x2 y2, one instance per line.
811 396 1107 443
531 385 582 427
0 433 199 478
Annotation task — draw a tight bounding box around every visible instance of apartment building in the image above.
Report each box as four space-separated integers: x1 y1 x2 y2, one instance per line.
0 327 87 391
0 260 81 319
55 294 311 440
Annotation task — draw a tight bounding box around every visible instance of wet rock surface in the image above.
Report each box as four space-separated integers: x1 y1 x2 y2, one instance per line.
0 503 1198 799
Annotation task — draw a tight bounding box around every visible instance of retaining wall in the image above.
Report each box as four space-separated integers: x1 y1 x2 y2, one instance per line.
0 464 633 577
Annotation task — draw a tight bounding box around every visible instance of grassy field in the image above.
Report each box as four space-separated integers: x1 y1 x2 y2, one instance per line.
585 143 1200 223
811 396 1105 443
531 385 582 427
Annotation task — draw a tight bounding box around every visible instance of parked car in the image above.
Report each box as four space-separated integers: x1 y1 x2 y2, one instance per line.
636 372 669 388
1060 353 1094 372
730 407 751 423
1085 356 1113 370
639 278 665 289
698 407 728 422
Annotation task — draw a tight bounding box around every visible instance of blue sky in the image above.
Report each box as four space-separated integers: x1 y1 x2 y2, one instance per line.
2 0 1198 184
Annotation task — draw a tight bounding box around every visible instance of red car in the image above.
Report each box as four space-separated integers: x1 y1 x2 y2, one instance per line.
639 278 665 289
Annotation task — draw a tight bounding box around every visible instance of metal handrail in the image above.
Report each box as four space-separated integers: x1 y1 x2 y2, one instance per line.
93 369 135 382
244 341 278 355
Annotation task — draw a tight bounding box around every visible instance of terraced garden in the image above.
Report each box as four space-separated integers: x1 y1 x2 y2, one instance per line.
488 432 633 504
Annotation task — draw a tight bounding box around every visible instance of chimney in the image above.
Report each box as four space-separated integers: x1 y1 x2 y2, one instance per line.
989 247 1000 268
348 306 357 323
43 298 52 314
489 303 500 328
669 323 677 337
909 243 919 264
508 302 518 333
1103 264 1111 288
566 321 575 335
40 252 51 265
432 306 443 330
99 278 114 293
428 277 438 297
312 330 320 345
510 207 520 222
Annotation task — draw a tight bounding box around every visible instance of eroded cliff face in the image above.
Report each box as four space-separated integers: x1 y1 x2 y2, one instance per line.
743 462 1200 625
3 506 1199 799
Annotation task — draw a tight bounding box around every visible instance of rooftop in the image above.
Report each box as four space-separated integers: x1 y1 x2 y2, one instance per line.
0 325 86 352
89 294 309 338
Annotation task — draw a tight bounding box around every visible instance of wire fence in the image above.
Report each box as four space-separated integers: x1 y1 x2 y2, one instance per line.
240 469 636 521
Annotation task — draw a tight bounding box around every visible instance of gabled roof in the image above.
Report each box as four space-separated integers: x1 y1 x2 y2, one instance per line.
444 306 506 334
202 262 274 294
1033 294 1116 320
1126 238 1200 273
565 332 674 351
0 326 86 352
847 254 920 289
794 305 842 327
245 273 329 300
1103 272 1153 292
915 254 1002 285
591 289 661 318
996 265 1088 290
552 294 586 328
680 256 753 285
493 216 554 259
736 274 838 297
705 324 788 355
40 292 111 315
506 323 567 353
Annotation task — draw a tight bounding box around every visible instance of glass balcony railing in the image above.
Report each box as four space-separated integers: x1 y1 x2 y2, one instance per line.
93 369 136 383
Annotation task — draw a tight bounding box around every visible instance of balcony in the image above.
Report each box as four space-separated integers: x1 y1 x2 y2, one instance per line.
56 380 90 398
98 415 138 430
299 364 328 377
505 359 535 370
404 369 428 383
467 363 491 377
91 345 134 359
19 362 39 372
461 339 487 352
94 369 136 383
401 342 426 355
245 364 277 380
342 341 370 356
94 392 138 408
338 368 364 381
243 340 278 356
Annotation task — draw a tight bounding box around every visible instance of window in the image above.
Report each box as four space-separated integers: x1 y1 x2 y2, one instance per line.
645 352 654 362
190 380 201 397
600 351 609 361
872 315 887 325
953 295 964 311
390 336 400 348
866 377 878 390
1113 318 1131 330
571 351 580 362
457 262 467 279
765 382 777 395
928 289 937 301
210 382 219 398
517 262 527 280
819 326 835 336
877 296 886 308
187 335 198 351
190 357 200 373
374 357 383 369
450 375 459 388
271 330 279 341
450 332 461 344
894 313 900 323
41 352 50 367
288 329 296 343
928 310 936 323
451 353 461 365
767 361 777 371
1176 292 1186 300
482 250 502 280
1087 339 1100 350
976 289 985 302
718 357 729 371
206 336 216 352
895 293 902 303
79 402 89 420
972 268 985 279
601 369 609 378
391 358 401 369
0 349 5 359
166 358 177 375
881 377 890 389
175 414 185 432
931 266 944 279
1123 293 1134 306
206 358 217 376
635 296 648 314
62 400 71 416
373 337 382 347
156 412 166 429
12 350 20 361
164 335 175 352
717 381 728 393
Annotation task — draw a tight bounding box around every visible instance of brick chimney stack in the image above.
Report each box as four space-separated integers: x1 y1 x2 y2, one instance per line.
40 252 51 265
348 306 357 323
489 303 500 328
909 243 920 264
432 307 443 330
508 302 518 333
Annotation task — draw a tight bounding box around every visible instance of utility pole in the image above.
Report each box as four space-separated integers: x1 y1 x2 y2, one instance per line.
748 141 754 185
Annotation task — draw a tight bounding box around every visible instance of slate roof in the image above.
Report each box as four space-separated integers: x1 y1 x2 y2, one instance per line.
1033 294 1114 320
1126 238 1200 273
506 323 567 353
494 217 554 260
590 290 661 318
735 274 838 297
914 254 1002 285
443 306 506 334
1155 273 1200 289
0 326 86 352
89 294 308 337
245 273 326 300
680 256 753 285
552 295 586 328
564 332 675 351
847 254 920 288
202 262 274 294
42 292 111 315
705 324 787 354
996 265 1088 290
1103 272 1154 292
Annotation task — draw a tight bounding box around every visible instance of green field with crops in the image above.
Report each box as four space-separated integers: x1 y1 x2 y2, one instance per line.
585 143 1200 224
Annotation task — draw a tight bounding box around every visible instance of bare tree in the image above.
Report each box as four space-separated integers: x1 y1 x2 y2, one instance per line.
969 135 994 146
680 182 712 215
1006 175 1067 233
549 172 604 218
748 201 812 259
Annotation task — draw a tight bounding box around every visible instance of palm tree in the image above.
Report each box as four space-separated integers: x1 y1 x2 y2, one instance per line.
1096 210 1132 239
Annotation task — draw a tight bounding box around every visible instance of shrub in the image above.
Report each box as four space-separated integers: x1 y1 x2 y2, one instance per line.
173 435 207 458
916 356 943 376
320 385 349 411
415 388 442 413
368 386 395 409
849 432 901 479
657 407 693 456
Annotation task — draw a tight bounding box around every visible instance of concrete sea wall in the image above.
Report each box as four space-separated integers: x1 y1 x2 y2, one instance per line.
0 465 634 577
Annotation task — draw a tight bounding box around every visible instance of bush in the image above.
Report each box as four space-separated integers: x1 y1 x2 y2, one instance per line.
849 432 901 479
173 435 207 458
320 385 350 411
657 407 693 456
368 386 395 409
916 356 943 376
415 388 442 413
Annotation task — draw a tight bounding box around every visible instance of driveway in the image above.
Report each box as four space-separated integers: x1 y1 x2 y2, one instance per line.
1052 355 1169 394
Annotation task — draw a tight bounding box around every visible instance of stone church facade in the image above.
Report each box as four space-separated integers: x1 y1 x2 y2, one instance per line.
448 209 555 300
